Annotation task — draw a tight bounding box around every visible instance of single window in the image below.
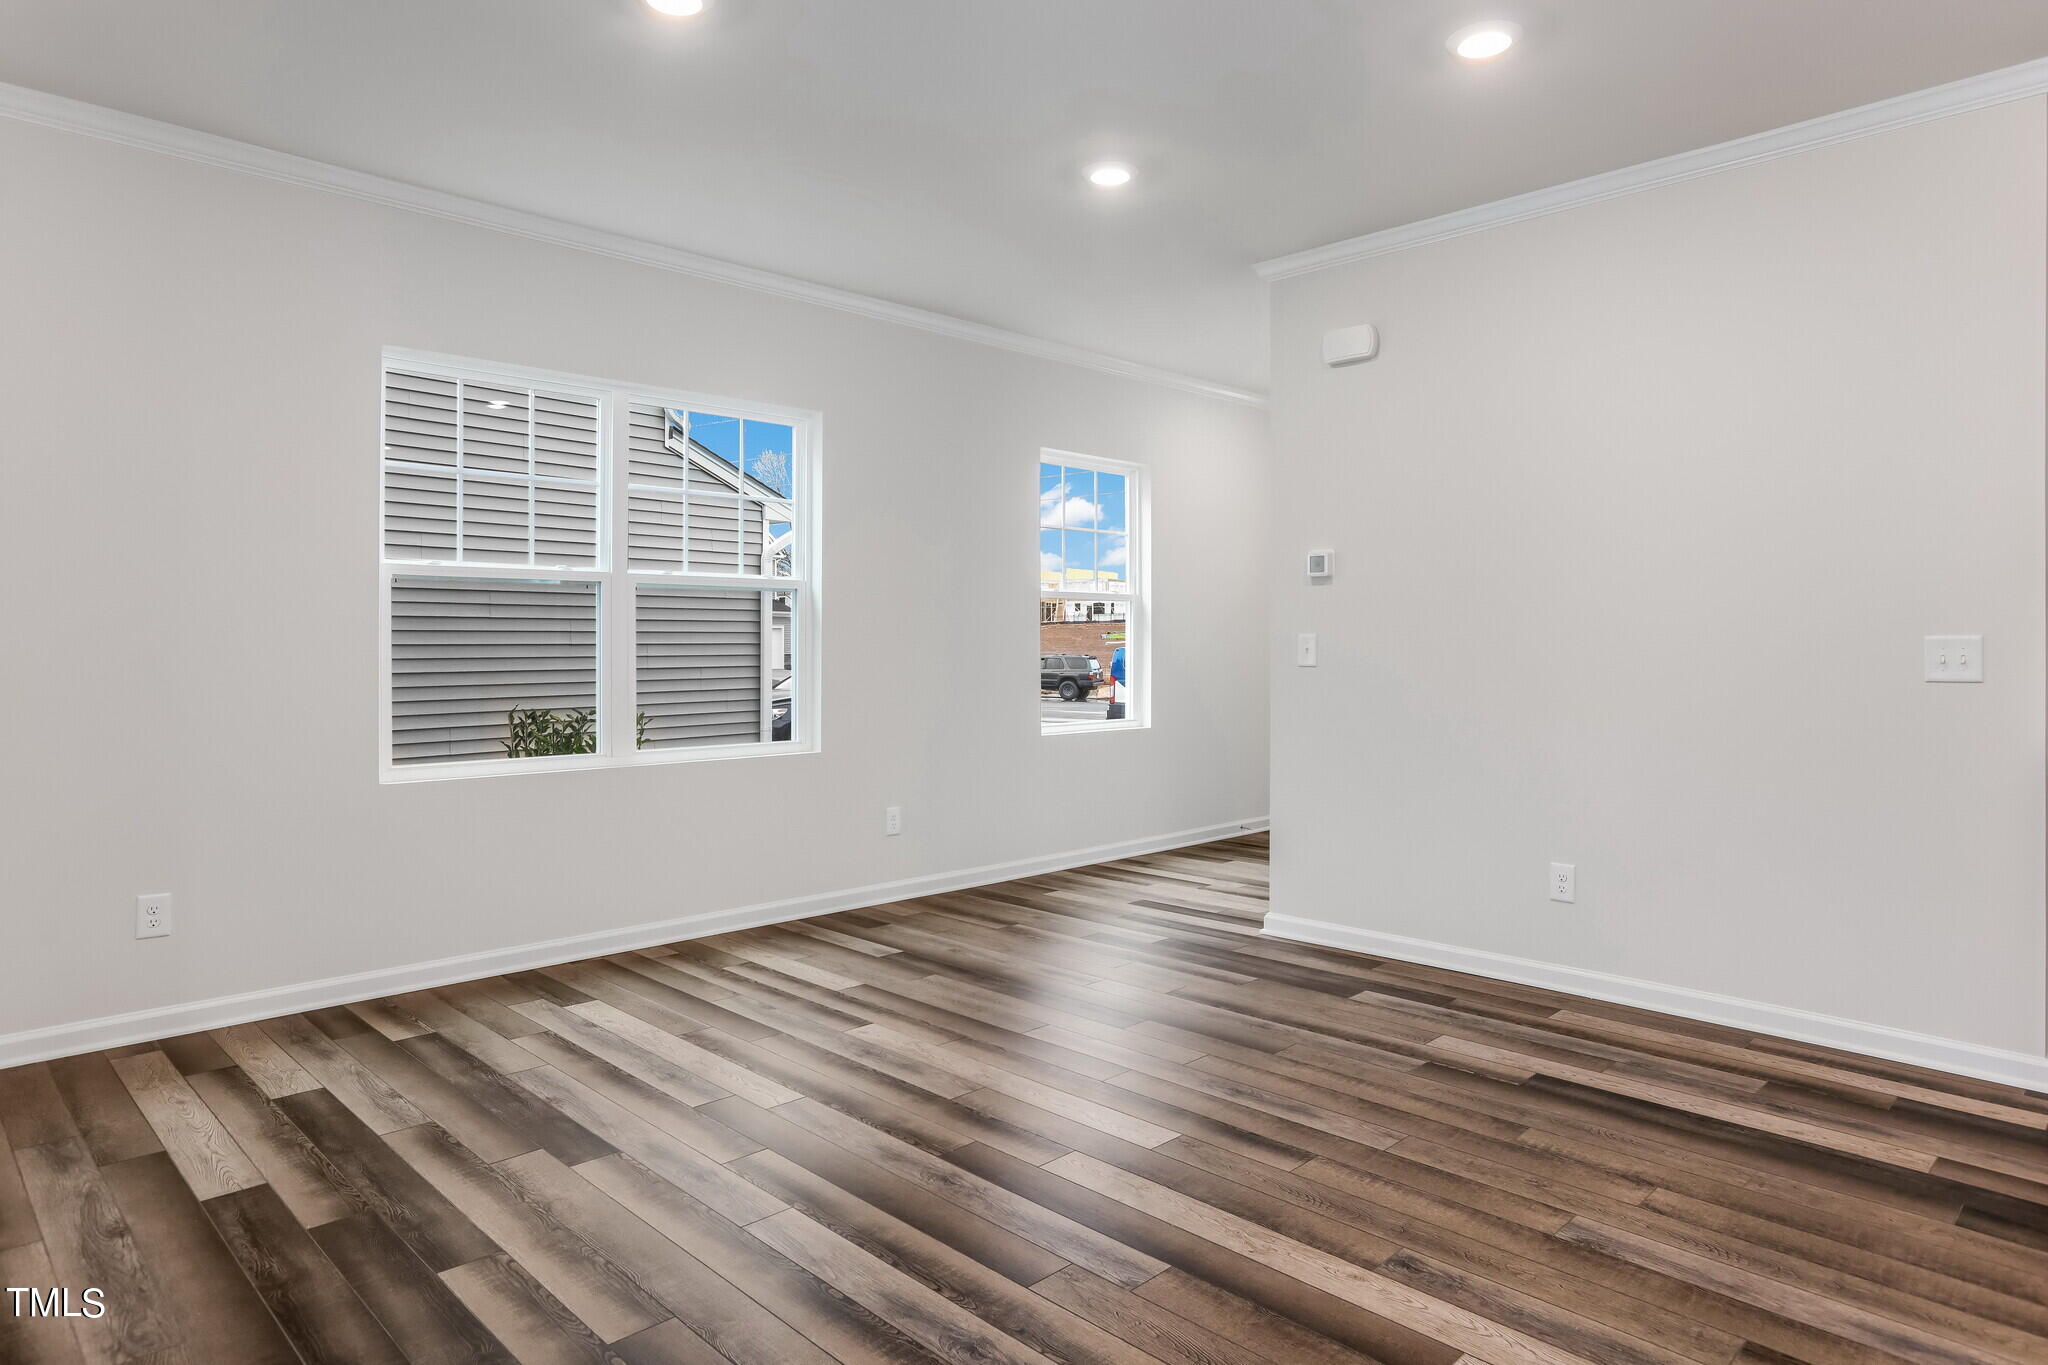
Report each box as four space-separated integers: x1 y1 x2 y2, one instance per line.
381 351 817 779
1039 450 1143 733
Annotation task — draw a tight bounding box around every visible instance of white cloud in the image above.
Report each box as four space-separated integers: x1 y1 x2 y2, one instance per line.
1060 496 1100 526
1040 551 1064 573
1100 543 1128 568
1039 481 1102 528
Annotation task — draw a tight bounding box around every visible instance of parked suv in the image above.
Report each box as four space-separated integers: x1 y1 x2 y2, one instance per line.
1040 654 1104 701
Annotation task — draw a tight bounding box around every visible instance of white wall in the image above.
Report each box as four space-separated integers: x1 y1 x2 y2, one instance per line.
1269 99 2047 1062
0 118 1269 1052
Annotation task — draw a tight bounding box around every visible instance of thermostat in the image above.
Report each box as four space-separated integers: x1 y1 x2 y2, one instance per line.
1306 550 1334 580
1321 324 1379 367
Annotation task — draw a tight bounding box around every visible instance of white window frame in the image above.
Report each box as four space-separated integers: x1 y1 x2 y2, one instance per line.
1039 447 1147 736
378 348 822 782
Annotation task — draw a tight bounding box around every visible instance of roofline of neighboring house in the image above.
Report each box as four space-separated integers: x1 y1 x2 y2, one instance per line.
665 419 788 501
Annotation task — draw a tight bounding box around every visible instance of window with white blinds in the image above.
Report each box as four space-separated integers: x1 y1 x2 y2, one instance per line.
379 351 818 779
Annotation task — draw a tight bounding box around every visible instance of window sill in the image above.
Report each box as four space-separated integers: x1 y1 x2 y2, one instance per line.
380 740 819 784
1040 720 1147 737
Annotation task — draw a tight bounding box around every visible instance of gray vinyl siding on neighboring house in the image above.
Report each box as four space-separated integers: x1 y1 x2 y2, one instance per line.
636 587 770 748
381 370 600 567
390 577 600 764
626 403 768 573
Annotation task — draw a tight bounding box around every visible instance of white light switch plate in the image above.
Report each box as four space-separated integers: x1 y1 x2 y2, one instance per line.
1296 634 1318 667
1923 636 1983 683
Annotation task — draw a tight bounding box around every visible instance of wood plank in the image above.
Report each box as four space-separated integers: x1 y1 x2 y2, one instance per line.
772 1096 1167 1288
494 1148 840 1365
211 1023 322 1098
1557 1218 2033 1365
276 1091 498 1270
101 1151 300 1365
334 1028 541 1163
692 1026 1037 1159
511 1065 784 1224
734 1147 1165 1365
45 1054 162 1166
203 1182 410 1365
947 1141 1461 1365
384 1121 667 1343
576 1151 945 1365
156 1031 237 1075
699 1096 1069 1288
346 999 432 1041
1132 1267 1390 1365
185 1065 358 1227
0 1065 81 1149
511 1032 760 1163
0 1241 86 1365
398 1031 617 1164
0 1109 47 1253
441 1253 634 1365
748 1206 1061 1365
109 1050 263 1200
310 1212 518 1365
385 990 549 1074
441 981 551 1038
1045 1151 1593 1365
260 1013 431 1133
512 1000 732 1106
568 1001 803 1107
1033 1264 1268 1365
12 1138 181 1365
612 1318 737 1365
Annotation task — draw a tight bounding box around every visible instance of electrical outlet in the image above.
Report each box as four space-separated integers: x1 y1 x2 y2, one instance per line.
884 806 903 837
1549 863 1575 904
136 892 173 939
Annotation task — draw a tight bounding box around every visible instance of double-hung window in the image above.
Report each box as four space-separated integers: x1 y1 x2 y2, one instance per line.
379 350 817 779
1039 449 1144 732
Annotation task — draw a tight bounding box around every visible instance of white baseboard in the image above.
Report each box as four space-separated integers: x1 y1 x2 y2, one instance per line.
1262 914 2048 1093
0 818 1268 1069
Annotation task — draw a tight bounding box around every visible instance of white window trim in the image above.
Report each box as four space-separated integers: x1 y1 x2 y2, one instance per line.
1039 447 1148 736
378 347 823 783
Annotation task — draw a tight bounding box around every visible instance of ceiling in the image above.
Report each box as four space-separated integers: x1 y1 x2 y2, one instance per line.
4 1 2047 392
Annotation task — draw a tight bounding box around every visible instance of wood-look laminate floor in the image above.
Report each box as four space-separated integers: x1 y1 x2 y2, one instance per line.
6 832 2048 1365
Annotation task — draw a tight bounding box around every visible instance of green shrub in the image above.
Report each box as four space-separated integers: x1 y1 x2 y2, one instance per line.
503 707 655 757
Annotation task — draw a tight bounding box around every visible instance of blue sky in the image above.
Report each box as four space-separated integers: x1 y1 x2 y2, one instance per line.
682 410 794 498
1039 462 1128 582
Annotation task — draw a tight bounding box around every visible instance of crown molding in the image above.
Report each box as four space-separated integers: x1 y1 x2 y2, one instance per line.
0 81 1265 410
1257 55 2048 283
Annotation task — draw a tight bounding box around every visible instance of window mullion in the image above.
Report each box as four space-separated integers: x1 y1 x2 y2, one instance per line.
759 591 773 742
602 388 636 759
454 380 466 561
536 386 544 568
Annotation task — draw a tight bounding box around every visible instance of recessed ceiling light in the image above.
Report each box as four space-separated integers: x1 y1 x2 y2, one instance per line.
1448 21 1520 60
1086 162 1134 189
646 0 706 15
